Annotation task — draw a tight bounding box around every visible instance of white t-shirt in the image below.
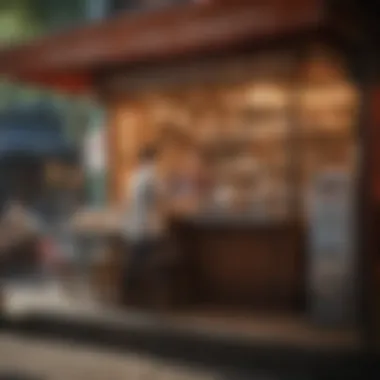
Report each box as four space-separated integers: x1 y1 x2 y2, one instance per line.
125 164 164 241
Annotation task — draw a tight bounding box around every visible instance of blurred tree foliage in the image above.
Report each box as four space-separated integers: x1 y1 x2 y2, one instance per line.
0 0 87 45
0 0 91 142
0 0 40 45
31 0 87 33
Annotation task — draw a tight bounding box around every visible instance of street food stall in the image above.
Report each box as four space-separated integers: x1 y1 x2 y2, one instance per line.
103 48 359 315
0 0 378 350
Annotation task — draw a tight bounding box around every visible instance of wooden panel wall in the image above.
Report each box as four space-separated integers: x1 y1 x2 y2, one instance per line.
190 223 304 310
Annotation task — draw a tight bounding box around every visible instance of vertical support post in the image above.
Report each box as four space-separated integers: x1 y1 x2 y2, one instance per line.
83 106 107 207
356 44 380 351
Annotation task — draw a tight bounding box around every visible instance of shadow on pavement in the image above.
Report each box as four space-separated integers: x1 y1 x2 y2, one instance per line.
0 373 43 380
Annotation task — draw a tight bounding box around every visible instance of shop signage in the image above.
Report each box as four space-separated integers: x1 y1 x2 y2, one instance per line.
307 168 357 327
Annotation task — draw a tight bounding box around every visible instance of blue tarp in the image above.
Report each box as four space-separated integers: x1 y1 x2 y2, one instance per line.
0 106 73 158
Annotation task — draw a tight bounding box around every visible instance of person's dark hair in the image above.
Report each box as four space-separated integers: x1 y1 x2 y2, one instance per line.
138 145 158 162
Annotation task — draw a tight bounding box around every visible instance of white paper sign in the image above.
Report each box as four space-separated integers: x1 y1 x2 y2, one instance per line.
307 168 356 326
84 127 105 174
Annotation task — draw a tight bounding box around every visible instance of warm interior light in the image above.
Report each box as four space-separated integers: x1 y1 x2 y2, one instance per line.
120 109 139 155
300 83 358 108
246 84 288 108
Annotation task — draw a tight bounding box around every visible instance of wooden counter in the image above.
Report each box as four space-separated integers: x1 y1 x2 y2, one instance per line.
70 209 306 312
171 217 305 312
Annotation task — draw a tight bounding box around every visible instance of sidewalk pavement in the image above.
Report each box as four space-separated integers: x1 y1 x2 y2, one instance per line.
0 281 378 379
0 332 217 380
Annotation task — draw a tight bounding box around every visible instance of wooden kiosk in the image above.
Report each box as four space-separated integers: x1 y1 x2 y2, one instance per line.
0 0 379 351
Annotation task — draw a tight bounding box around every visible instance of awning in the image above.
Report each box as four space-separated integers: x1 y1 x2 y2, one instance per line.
0 129 73 158
0 0 324 93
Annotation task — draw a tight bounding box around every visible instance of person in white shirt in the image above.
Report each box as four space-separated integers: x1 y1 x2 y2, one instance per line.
123 145 164 297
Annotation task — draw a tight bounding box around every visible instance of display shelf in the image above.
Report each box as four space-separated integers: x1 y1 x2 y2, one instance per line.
108 46 359 220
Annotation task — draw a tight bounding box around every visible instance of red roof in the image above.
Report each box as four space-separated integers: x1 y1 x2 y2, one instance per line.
0 0 324 93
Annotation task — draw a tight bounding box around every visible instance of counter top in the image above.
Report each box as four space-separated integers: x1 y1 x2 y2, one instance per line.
70 208 123 236
70 207 294 236
171 211 293 228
